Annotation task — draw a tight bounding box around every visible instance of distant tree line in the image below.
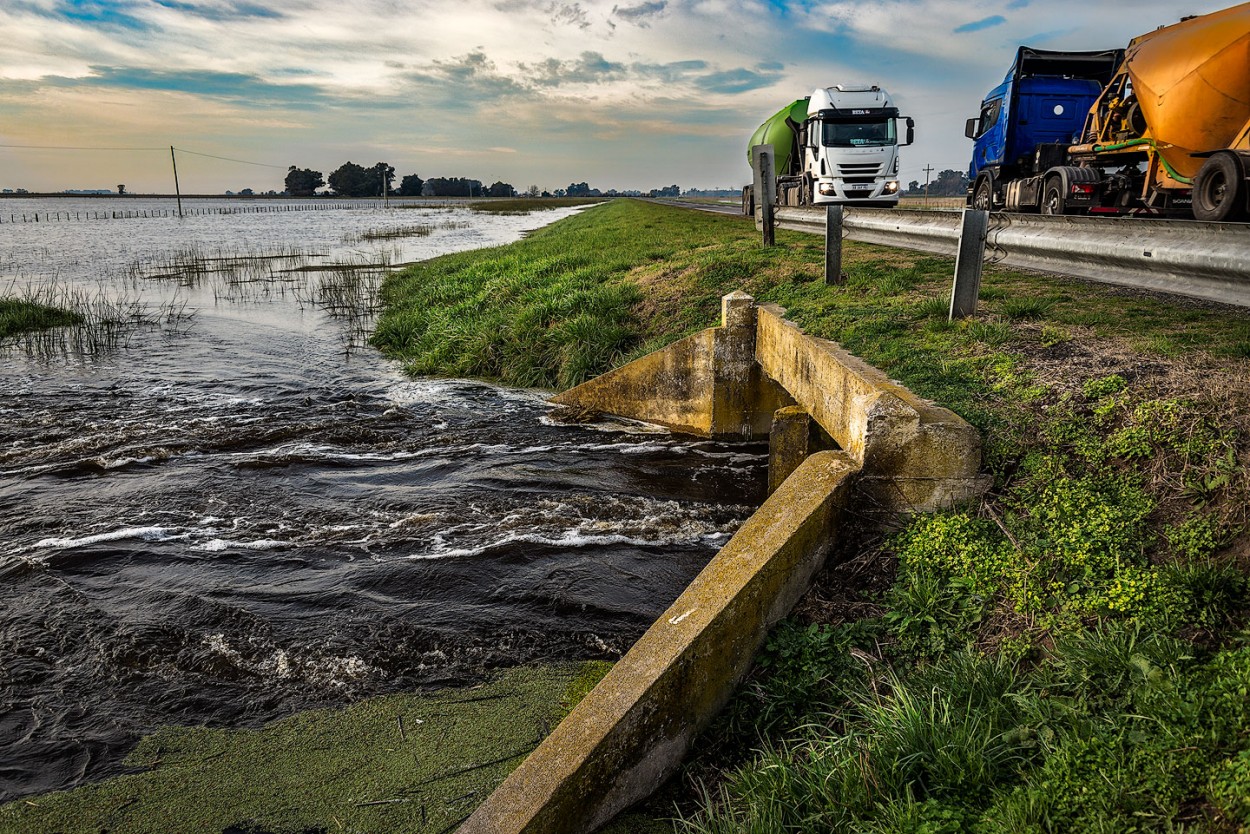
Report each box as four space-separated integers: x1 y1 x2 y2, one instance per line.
284 166 717 201
905 169 970 198
285 163 517 199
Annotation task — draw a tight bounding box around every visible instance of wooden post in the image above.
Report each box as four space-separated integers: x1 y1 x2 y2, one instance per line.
751 145 776 247
949 208 989 319
170 146 183 218
824 205 844 285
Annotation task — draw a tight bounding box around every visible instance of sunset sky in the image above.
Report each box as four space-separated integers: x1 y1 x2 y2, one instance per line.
0 0 1236 194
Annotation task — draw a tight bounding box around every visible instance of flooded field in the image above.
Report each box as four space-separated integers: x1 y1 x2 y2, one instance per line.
0 197 766 801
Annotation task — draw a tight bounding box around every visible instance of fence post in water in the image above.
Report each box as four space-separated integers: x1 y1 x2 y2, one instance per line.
949 208 989 320
824 205 845 285
751 145 776 248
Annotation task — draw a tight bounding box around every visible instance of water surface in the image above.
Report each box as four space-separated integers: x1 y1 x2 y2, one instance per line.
0 198 766 800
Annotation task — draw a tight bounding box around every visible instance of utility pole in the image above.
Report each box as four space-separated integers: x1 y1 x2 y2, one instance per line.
922 164 935 207
170 146 184 218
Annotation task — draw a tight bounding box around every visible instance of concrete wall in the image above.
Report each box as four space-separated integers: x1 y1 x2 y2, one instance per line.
457 451 861 834
550 291 793 439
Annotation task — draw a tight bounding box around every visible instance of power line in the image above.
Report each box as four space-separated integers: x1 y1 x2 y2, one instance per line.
0 142 285 168
172 147 287 169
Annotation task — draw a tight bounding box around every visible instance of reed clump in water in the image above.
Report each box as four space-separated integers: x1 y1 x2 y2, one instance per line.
0 298 82 339
294 256 387 350
0 281 191 357
355 219 471 241
129 244 315 302
359 224 434 241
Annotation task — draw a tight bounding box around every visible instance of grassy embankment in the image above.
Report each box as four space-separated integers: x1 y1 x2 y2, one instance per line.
6 199 1248 832
373 199 1250 832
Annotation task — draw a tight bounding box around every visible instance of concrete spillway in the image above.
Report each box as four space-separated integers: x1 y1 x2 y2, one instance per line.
460 292 987 833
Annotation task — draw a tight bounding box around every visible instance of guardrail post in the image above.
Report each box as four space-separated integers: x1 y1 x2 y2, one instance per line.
949 208 989 320
751 145 776 247
824 205 845 285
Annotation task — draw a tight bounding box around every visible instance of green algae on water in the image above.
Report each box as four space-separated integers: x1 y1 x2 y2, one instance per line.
0 663 595 834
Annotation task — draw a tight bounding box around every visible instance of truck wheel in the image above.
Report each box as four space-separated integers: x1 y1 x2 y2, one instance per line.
1194 154 1248 222
972 178 993 211
1041 178 1066 216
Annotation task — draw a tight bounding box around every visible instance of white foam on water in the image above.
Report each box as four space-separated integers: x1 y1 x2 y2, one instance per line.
540 413 672 435
34 526 186 550
201 633 379 686
198 538 288 552
407 515 742 561
232 442 438 464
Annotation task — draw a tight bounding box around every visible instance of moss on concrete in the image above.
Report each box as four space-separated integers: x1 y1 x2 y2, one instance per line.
0 663 594 834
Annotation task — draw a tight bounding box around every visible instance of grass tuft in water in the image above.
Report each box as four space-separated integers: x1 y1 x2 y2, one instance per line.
0 297 82 339
0 281 189 357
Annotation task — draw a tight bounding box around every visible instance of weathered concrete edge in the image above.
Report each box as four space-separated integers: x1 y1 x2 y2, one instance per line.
457 450 861 834
755 302 987 510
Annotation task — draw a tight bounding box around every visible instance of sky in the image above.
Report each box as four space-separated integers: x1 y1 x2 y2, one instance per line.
0 0 1239 194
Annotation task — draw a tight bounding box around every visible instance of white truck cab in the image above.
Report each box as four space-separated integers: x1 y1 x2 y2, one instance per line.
804 85 913 207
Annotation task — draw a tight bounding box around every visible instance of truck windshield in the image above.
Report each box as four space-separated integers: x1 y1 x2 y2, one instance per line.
822 119 896 147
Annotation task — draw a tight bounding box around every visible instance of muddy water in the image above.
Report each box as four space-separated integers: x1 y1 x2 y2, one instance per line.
0 199 766 801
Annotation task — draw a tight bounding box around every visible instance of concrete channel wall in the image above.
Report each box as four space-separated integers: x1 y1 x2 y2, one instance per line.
460 294 986 833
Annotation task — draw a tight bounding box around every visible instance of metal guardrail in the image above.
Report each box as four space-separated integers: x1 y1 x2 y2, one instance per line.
774 207 1250 309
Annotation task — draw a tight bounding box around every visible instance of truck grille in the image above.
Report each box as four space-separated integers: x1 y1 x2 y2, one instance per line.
838 163 883 176
843 177 877 184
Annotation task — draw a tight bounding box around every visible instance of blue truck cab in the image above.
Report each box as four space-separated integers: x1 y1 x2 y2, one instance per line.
966 48 1123 211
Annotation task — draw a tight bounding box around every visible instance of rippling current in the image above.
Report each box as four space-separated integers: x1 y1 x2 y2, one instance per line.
0 198 765 801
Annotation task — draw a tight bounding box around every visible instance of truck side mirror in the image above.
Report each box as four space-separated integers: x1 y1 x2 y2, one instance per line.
904 117 915 146
965 117 979 139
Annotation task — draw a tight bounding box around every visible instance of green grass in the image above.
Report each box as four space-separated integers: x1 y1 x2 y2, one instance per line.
0 663 600 834
0 298 81 339
679 632 1250 833
372 199 766 389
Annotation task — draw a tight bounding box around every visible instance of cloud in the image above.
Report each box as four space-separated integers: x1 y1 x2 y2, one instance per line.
953 14 1006 33
50 0 155 32
547 1 592 29
612 0 667 26
151 0 283 21
520 51 628 86
38 65 330 107
402 51 531 104
699 66 784 94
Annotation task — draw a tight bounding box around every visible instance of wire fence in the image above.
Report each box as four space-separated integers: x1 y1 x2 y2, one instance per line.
0 201 434 224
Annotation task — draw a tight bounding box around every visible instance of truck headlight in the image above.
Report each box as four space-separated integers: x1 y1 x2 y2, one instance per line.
885 180 899 194
819 183 839 196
